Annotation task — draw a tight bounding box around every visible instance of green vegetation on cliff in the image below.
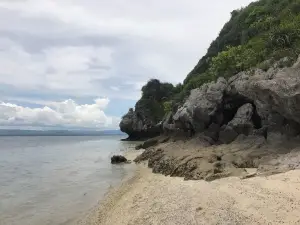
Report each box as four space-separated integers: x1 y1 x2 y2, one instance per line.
185 0 300 90
135 79 181 123
137 0 300 122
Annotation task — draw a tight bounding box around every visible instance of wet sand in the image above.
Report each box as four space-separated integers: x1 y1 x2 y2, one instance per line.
79 149 300 225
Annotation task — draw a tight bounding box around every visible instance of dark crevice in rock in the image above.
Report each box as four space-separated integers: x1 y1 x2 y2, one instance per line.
222 93 263 131
251 104 262 129
222 94 252 126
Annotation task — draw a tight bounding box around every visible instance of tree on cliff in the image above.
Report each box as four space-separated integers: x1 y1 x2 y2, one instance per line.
135 79 177 123
141 79 174 101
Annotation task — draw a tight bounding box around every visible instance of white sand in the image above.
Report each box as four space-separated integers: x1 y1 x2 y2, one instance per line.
80 152 300 225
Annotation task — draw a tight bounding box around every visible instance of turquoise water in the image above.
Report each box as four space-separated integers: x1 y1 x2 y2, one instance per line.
0 135 136 225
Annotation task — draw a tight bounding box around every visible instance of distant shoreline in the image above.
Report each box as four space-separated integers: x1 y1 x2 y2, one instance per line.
0 129 124 136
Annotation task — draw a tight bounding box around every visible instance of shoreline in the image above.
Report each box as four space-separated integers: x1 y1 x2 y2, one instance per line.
79 148 300 225
77 150 145 225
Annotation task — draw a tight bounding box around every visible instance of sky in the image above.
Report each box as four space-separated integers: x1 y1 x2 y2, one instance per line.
0 0 254 130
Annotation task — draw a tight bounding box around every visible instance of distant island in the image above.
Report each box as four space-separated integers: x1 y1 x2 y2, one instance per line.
0 129 124 136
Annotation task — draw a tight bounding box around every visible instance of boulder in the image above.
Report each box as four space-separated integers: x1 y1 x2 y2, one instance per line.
252 126 268 139
111 155 128 164
173 77 227 132
228 103 254 135
219 126 239 144
135 144 143 150
204 123 220 141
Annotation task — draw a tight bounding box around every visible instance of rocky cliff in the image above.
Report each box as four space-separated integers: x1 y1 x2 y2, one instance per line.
165 57 300 144
130 57 300 181
119 108 161 140
120 0 300 140
120 57 300 143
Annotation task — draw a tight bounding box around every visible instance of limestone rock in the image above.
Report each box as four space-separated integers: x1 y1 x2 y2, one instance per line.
135 138 159 150
121 55 300 141
219 126 239 144
229 66 300 127
204 123 220 141
173 77 227 132
228 103 254 135
219 104 254 144
162 112 176 133
119 108 161 140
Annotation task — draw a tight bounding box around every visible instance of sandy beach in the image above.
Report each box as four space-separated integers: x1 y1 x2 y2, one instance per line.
80 149 300 225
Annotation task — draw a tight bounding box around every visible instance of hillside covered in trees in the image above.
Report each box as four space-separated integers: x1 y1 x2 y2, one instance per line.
120 0 300 138
185 0 300 88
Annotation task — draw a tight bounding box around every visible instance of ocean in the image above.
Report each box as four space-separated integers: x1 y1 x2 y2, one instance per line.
0 135 136 225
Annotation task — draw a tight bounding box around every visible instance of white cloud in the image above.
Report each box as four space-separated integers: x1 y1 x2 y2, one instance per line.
0 0 254 90
44 46 113 73
0 0 254 43
0 0 255 129
110 86 120 91
0 98 119 129
0 39 114 94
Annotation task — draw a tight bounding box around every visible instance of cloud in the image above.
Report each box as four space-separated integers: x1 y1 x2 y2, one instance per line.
0 98 119 130
0 39 114 93
0 0 254 129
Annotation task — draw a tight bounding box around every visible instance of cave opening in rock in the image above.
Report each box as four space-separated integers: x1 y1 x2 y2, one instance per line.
251 104 262 129
221 94 262 130
222 94 251 125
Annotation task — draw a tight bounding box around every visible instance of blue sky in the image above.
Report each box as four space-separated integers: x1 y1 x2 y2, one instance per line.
0 0 253 130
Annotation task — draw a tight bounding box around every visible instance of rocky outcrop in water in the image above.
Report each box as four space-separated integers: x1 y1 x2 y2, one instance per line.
111 155 129 164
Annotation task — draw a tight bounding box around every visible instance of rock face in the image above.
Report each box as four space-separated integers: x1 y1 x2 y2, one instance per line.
173 77 227 132
228 103 254 132
119 108 161 140
162 57 300 143
227 66 300 137
121 56 300 143
111 155 128 164
136 136 170 150
128 57 300 182
162 112 176 133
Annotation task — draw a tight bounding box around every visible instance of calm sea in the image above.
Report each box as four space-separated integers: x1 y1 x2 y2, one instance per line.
0 135 136 225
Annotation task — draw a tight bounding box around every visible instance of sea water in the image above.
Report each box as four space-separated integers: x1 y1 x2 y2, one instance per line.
0 135 136 225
